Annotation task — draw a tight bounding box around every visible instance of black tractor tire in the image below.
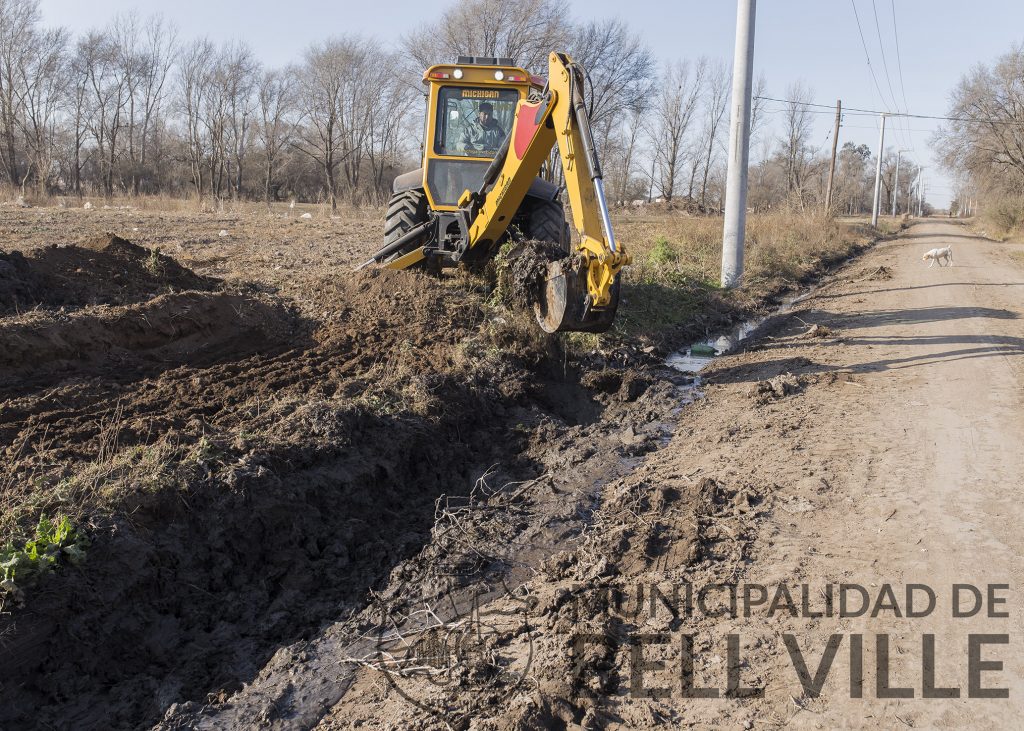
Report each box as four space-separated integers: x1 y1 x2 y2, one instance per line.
523 197 621 333
383 188 429 264
524 197 571 252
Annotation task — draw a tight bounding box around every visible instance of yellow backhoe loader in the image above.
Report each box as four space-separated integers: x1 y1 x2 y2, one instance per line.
359 52 630 333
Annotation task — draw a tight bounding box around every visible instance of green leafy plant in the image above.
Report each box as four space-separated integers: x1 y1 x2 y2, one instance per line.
647 235 679 266
0 515 88 596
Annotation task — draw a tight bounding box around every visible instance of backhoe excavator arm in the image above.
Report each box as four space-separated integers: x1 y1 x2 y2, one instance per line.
466 53 629 283
456 53 630 330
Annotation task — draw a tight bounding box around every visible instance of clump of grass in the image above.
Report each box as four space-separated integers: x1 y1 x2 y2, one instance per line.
1 514 88 598
583 207 875 348
145 246 165 276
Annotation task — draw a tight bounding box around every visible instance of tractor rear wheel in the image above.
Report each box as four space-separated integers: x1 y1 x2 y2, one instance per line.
524 197 570 251
383 189 429 264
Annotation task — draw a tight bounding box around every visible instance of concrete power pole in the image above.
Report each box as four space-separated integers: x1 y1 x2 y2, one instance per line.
871 114 886 227
720 0 756 289
891 150 906 216
921 167 929 216
824 99 842 213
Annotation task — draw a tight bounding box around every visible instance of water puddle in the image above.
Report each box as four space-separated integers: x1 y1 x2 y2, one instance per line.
667 289 817 373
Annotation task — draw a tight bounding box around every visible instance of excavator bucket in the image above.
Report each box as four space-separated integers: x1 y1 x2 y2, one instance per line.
534 258 619 334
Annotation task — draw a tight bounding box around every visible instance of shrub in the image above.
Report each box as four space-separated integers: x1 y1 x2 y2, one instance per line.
982 195 1024 238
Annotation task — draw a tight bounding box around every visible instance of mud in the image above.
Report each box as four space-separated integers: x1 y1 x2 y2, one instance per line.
498 240 569 309
0 209 893 731
0 231 685 731
0 234 216 314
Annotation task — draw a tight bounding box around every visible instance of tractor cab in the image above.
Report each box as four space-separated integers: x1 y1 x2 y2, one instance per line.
419 57 537 210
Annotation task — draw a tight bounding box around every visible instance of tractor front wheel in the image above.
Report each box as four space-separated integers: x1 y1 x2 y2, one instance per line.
382 189 429 265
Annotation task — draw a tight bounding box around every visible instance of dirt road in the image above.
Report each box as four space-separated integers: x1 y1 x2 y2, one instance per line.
724 219 1024 727
638 218 1024 729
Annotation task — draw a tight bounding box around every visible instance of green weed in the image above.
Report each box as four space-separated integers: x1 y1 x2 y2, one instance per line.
647 235 679 266
0 514 88 597
146 247 165 276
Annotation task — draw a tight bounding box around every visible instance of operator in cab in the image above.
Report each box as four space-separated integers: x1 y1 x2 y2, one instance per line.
459 101 505 153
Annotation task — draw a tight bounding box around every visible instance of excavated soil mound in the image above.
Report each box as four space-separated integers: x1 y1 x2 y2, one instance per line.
0 233 216 314
0 291 302 392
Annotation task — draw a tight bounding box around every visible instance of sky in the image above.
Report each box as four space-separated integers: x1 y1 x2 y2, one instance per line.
38 0 1024 207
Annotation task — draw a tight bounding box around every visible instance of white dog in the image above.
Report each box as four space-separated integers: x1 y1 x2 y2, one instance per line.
922 246 953 267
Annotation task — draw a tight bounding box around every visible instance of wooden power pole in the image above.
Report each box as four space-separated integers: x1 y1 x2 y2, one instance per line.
824 99 841 213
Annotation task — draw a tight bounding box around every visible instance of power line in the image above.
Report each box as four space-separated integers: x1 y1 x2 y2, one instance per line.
889 0 916 154
849 0 891 113
753 95 1020 125
884 0 917 153
870 0 901 113
842 124 935 132
869 0 912 150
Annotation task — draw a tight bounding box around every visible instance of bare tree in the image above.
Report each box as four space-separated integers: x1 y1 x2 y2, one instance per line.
0 0 40 185
568 18 655 142
14 25 67 195
295 36 368 211
132 15 177 195
748 73 769 150
934 45 1024 195
403 0 570 73
647 58 704 202
365 58 417 203
697 59 729 210
607 105 646 205
780 80 814 197
62 52 90 195
78 27 133 196
178 37 214 196
220 43 259 198
257 67 297 206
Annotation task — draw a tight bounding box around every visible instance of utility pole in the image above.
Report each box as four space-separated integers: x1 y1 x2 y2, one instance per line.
721 0 756 289
891 150 909 216
921 167 929 216
871 114 886 227
824 99 841 213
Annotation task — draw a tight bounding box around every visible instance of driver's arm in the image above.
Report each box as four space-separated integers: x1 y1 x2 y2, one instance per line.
458 123 475 152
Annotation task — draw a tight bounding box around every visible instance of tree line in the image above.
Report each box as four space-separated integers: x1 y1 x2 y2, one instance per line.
935 42 1024 220
0 0 909 214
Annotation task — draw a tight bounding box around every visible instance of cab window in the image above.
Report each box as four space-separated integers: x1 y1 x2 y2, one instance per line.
434 87 519 158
